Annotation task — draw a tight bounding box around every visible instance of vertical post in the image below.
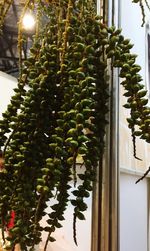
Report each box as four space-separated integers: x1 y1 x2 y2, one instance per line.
108 0 120 250
91 0 120 250
109 67 120 251
147 180 150 251
91 0 109 250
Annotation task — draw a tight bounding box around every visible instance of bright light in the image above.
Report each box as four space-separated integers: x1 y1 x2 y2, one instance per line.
22 13 35 30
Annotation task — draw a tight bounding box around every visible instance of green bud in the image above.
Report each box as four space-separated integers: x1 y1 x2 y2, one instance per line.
140 98 148 106
76 212 85 220
67 157 74 165
67 128 77 137
134 131 142 136
107 50 115 58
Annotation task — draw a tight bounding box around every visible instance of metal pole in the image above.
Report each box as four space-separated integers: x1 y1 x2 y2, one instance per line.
106 0 120 250
91 0 120 250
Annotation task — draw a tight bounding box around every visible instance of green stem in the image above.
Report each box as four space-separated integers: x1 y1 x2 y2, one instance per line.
145 0 150 10
73 213 78 246
18 0 32 74
139 0 145 26
3 128 17 157
1 213 5 244
131 126 142 161
0 0 14 31
31 193 45 250
73 152 78 187
44 231 51 251
60 0 73 68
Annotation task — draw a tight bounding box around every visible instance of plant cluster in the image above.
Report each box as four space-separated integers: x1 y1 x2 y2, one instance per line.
0 0 149 250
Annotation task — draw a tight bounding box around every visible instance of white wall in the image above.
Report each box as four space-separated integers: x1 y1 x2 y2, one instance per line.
119 2 150 251
39 171 92 251
0 71 17 117
120 173 148 251
120 0 146 80
40 186 92 251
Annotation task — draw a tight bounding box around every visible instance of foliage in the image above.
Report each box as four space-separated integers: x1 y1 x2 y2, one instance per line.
0 0 149 250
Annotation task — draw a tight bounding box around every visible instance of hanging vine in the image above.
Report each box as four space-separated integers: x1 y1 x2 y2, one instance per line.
0 0 150 250
0 0 14 33
132 0 150 26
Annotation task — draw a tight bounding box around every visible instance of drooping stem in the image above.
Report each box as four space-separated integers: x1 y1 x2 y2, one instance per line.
35 3 40 37
0 0 14 31
18 0 33 74
57 0 63 48
1 212 5 244
44 231 51 251
3 128 17 157
73 152 77 187
145 0 150 10
136 166 150 183
31 193 45 250
60 0 73 68
139 0 145 26
73 213 78 246
131 126 142 160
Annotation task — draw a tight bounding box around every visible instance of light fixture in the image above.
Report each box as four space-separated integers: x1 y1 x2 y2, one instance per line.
22 13 35 30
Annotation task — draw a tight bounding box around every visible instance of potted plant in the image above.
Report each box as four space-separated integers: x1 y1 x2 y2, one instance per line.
0 0 149 250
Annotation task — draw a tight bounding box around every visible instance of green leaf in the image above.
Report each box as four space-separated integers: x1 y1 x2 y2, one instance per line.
78 135 89 143
55 222 62 228
44 226 51 232
76 113 84 123
51 204 58 210
67 157 74 165
78 146 88 155
49 236 56 242
107 50 115 58
134 131 142 136
140 98 148 106
137 90 147 98
76 212 86 220
67 128 77 137
77 174 85 180
71 200 77 206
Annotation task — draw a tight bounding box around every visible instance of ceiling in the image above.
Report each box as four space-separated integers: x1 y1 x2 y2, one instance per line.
0 0 35 77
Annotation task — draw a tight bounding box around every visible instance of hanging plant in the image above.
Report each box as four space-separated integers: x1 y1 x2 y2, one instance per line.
0 0 150 250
